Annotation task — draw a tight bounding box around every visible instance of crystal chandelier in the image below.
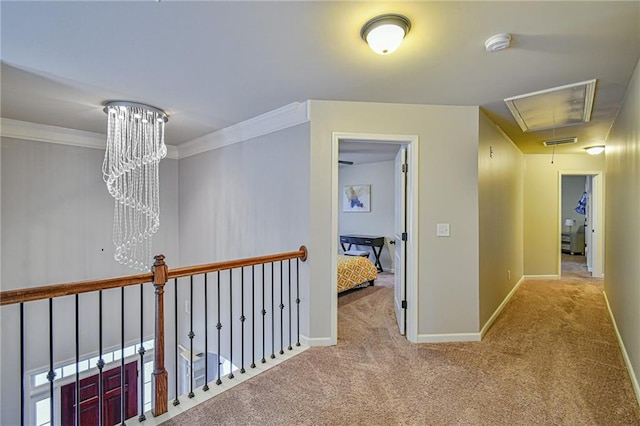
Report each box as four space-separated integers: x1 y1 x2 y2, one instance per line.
103 101 168 271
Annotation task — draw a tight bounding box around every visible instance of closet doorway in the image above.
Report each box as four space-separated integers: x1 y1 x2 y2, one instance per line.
559 172 604 278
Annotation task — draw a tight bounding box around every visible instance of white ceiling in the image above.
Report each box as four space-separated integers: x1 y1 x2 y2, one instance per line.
1 1 639 154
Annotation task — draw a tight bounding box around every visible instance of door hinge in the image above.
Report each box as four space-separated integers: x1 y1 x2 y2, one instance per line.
402 163 408 173
401 232 408 241
401 300 407 309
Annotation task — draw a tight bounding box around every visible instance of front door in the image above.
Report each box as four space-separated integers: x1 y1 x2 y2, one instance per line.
60 361 137 426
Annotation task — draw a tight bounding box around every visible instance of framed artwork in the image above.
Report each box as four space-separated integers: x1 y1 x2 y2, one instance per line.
343 185 371 212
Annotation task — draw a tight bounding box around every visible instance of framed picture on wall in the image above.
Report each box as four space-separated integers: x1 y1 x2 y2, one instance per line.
343 185 371 212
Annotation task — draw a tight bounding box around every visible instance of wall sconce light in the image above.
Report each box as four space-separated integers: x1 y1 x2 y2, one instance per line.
584 145 605 155
361 14 411 55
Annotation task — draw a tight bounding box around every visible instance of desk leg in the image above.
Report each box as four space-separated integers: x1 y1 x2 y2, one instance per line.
372 246 384 272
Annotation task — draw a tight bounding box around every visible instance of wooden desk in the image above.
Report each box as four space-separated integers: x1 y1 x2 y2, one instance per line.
340 234 385 272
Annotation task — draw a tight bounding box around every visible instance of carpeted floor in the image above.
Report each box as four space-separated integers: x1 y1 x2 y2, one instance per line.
164 272 640 425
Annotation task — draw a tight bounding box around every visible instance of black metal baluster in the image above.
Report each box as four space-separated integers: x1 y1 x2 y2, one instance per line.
173 279 180 406
288 259 292 351
97 291 104 426
216 272 222 386
250 265 256 369
203 274 209 392
296 259 301 347
48 298 55 426
279 261 284 355
240 268 246 374
271 262 275 359
120 287 125 425
261 264 266 364
228 270 234 379
138 284 146 422
75 295 80 426
20 303 24 426
188 276 195 398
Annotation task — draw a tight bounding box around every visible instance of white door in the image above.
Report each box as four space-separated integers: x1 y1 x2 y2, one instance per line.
394 147 407 335
585 176 593 273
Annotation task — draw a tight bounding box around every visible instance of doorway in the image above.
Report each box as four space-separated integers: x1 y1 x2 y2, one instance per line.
558 172 604 278
330 132 419 343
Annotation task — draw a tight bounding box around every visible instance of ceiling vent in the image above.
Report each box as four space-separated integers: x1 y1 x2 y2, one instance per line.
504 79 597 132
543 137 577 147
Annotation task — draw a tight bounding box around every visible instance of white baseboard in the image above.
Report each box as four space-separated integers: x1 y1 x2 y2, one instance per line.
130 344 309 425
299 335 333 347
602 290 640 406
481 276 525 338
523 274 559 280
416 332 481 343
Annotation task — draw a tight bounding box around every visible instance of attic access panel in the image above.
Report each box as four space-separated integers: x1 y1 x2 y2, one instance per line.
504 79 597 132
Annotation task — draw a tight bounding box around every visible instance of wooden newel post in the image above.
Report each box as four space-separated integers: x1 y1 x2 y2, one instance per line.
152 254 169 417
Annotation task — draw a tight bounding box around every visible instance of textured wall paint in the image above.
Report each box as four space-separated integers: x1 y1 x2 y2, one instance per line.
478 111 524 328
338 160 395 271
523 154 604 275
604 57 640 399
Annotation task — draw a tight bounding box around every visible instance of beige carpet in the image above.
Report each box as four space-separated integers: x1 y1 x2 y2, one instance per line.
164 273 640 425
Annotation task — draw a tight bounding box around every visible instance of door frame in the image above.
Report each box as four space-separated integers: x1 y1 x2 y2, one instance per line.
558 170 604 278
330 132 419 343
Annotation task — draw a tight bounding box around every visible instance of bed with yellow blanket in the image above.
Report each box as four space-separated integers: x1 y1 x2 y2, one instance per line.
337 255 378 293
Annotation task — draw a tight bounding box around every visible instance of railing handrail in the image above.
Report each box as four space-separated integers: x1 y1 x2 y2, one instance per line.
0 245 308 306
168 245 308 280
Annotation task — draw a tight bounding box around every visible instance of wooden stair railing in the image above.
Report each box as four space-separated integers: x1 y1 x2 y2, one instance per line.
0 245 308 421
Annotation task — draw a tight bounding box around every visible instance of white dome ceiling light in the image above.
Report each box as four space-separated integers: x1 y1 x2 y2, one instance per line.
361 14 411 55
485 33 511 52
584 145 605 155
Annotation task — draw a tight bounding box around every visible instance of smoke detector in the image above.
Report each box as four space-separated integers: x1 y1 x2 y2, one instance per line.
485 33 511 52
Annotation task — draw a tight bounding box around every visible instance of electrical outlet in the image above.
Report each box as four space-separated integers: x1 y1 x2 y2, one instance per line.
436 223 450 237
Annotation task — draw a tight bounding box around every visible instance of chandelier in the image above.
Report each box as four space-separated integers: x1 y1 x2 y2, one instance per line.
103 101 168 271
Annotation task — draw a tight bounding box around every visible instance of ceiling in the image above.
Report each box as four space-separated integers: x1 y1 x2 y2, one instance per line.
1 1 639 155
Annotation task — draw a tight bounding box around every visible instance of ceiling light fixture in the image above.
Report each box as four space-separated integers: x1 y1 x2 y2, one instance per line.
584 145 605 155
103 101 168 271
484 33 511 52
361 14 411 55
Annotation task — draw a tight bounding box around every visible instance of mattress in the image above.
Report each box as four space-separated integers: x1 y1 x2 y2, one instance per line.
337 255 378 293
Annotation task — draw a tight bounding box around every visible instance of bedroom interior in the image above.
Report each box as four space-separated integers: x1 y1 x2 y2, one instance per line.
1 1 639 424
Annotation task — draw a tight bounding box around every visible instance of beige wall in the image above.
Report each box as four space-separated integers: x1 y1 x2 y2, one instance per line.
308 100 480 340
523 154 604 276
478 111 524 328
604 57 640 399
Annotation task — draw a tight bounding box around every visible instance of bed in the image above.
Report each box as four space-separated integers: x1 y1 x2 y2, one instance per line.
337 255 378 293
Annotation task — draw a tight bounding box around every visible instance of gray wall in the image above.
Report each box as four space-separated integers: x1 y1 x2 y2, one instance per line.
0 137 179 424
309 101 480 341
338 160 395 271
177 123 310 358
478 111 524 329
604 57 640 401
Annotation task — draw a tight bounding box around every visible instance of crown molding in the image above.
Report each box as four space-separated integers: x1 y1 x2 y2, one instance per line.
0 118 179 160
178 101 309 159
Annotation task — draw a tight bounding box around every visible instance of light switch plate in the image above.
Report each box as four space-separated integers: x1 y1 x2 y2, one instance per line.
437 223 450 237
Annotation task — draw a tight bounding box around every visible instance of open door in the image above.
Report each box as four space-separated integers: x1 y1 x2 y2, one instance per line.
394 147 407 335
